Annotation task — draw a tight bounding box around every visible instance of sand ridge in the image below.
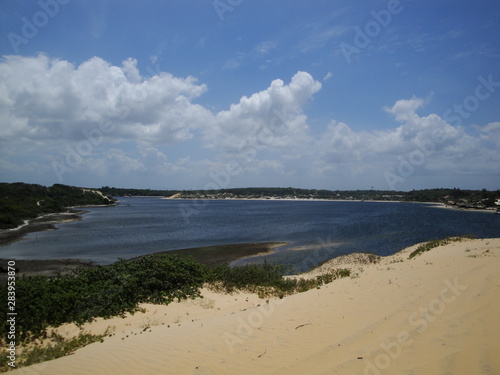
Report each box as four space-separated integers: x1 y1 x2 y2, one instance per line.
12 238 500 375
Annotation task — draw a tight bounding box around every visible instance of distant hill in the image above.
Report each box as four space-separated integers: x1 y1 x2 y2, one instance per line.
99 186 181 197
99 186 499 209
0 183 115 229
168 187 499 207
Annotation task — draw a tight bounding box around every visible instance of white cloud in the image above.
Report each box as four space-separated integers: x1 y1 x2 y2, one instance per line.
323 72 333 81
206 71 321 156
0 54 498 189
0 54 212 148
311 97 499 189
478 122 500 147
121 58 142 83
81 149 145 177
255 40 278 55
384 96 425 123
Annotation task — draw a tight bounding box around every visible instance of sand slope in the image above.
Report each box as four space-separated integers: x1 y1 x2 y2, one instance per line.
13 238 500 375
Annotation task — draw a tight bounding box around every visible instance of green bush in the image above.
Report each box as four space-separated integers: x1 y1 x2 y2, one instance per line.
408 235 476 259
0 254 351 343
0 255 205 341
205 261 350 297
205 262 295 294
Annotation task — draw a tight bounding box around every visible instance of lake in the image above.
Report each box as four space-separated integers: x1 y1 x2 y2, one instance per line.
1 197 499 272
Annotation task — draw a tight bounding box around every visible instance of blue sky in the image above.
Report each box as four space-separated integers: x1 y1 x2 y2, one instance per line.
0 0 499 190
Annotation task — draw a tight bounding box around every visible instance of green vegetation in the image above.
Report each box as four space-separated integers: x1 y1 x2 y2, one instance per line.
0 258 350 372
206 262 350 298
146 242 286 268
0 255 206 341
0 183 115 229
408 235 476 259
0 253 351 370
206 262 296 297
100 186 499 209
404 188 498 207
0 254 350 341
99 186 180 197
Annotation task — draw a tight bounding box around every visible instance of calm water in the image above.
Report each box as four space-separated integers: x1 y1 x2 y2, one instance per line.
1 198 499 272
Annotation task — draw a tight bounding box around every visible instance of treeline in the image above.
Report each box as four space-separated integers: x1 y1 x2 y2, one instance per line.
404 188 498 205
0 183 115 229
98 186 499 207
99 186 180 197
142 186 499 207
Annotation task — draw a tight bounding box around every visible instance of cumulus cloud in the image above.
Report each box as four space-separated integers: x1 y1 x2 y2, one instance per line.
384 96 426 123
0 54 498 189
313 96 499 189
478 122 500 147
0 54 212 147
206 71 321 156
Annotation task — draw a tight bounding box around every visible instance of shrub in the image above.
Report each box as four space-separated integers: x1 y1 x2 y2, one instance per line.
0 254 350 343
408 235 476 259
205 262 295 294
0 255 205 341
205 261 350 297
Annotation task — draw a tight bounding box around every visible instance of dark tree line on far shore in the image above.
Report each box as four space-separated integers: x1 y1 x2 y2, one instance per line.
99 186 499 208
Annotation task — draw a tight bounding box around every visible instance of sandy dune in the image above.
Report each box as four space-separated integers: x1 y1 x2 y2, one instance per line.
13 238 500 375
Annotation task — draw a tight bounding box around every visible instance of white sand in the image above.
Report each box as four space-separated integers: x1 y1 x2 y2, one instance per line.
13 238 500 375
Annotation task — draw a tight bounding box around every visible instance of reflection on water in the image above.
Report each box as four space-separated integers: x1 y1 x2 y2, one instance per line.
288 242 346 251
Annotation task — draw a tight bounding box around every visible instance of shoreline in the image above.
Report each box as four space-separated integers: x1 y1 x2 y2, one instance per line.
3 232 497 277
0 258 96 279
0 203 118 246
129 241 289 268
0 211 86 246
163 196 499 212
0 241 289 278
162 196 408 203
426 201 499 213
